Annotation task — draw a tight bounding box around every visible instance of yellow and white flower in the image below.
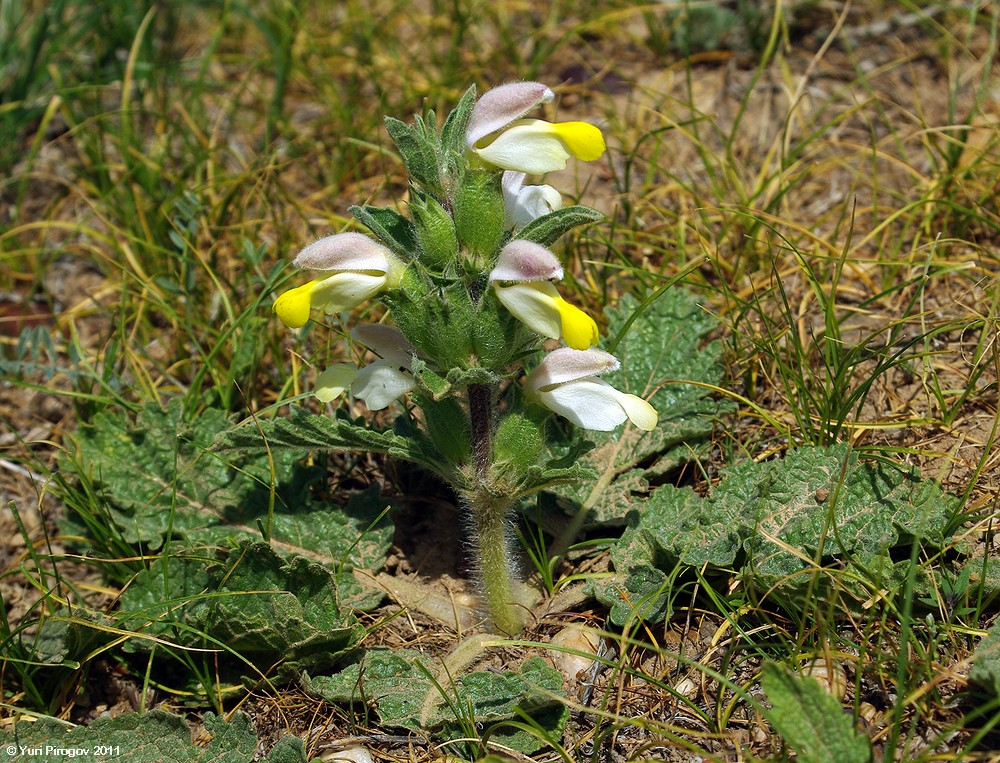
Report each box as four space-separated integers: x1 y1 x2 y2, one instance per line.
314 324 417 411
525 347 658 432
467 81 606 174
489 240 599 350
273 232 406 328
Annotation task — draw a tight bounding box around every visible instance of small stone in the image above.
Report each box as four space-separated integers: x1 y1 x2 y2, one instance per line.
321 746 376 763
800 657 848 702
548 624 602 684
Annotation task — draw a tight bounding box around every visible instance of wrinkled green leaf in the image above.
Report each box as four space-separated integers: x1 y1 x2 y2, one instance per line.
29 612 115 667
70 401 394 573
761 662 871 763
548 289 731 525
306 650 567 753
70 400 278 547
119 542 363 673
0 710 307 762
597 443 958 624
599 566 672 626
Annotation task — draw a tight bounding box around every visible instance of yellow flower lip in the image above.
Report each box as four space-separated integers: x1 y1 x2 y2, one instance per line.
549 121 606 161
554 298 599 350
273 280 316 328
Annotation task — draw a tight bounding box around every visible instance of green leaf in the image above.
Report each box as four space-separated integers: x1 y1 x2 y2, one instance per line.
306 650 567 753
516 205 603 246
119 542 364 673
211 404 436 470
598 565 672 626
0 710 307 762
69 400 300 547
29 611 116 667
547 289 731 525
440 84 476 171
971 618 1000 697
64 399 394 675
597 443 959 624
349 203 417 256
70 401 394 571
760 661 872 763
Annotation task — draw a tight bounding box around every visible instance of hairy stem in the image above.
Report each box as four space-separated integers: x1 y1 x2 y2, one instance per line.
465 382 524 633
466 489 524 634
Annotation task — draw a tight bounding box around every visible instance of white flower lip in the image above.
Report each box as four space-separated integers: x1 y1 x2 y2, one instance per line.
502 171 562 229
472 119 572 174
315 363 357 403
466 81 555 148
351 361 416 410
314 324 419 411
349 324 417 409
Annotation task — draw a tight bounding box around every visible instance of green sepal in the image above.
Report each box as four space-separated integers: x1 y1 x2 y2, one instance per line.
472 286 531 369
440 85 476 173
410 357 451 400
492 413 543 477
517 205 604 247
383 277 476 369
383 115 441 193
409 189 459 270
520 462 596 496
350 204 417 256
444 366 501 388
421 396 472 467
453 168 505 264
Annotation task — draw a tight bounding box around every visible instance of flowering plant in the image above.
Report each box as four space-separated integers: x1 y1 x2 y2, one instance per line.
272 83 656 633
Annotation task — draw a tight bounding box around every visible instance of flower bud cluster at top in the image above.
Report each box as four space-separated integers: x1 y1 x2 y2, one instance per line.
272 82 656 470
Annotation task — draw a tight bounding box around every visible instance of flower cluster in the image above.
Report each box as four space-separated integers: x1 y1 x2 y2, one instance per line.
273 82 656 438
270 81 658 634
